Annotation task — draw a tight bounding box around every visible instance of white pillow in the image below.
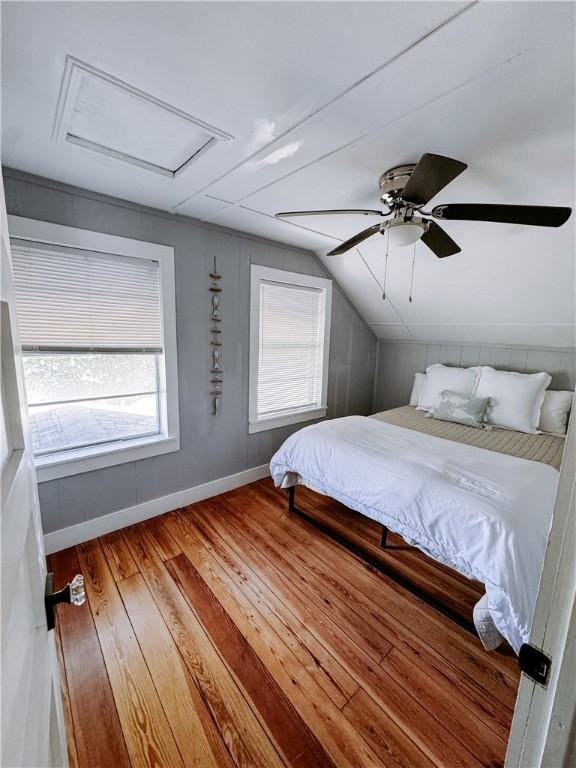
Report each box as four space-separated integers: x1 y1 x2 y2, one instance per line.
474 367 552 433
538 390 573 435
409 372 427 406
417 364 479 412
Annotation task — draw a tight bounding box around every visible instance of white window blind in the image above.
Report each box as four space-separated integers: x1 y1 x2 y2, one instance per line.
256 279 325 419
11 241 162 352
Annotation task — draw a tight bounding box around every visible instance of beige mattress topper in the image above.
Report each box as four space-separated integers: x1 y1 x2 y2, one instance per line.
371 406 564 470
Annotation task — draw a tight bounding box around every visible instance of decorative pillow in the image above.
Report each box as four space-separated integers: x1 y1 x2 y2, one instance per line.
474 367 552 434
409 372 427 406
538 390 573 435
429 390 490 428
417 364 479 412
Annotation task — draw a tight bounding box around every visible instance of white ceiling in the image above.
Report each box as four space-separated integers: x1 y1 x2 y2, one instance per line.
2 1 575 347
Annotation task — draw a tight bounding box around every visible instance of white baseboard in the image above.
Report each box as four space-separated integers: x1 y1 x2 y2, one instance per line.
43 464 270 555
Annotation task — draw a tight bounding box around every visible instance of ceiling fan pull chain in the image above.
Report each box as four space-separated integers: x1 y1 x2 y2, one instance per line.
408 242 417 303
382 229 390 301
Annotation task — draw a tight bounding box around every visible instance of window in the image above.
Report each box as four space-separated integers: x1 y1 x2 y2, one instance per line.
22 353 160 456
249 265 331 433
9 217 179 481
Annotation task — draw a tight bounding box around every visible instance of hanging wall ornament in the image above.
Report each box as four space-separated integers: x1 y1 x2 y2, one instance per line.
209 255 223 414
210 255 221 280
211 342 221 372
211 293 221 321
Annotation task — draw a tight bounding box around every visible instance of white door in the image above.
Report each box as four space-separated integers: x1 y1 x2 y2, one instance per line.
1 175 68 767
506 398 576 767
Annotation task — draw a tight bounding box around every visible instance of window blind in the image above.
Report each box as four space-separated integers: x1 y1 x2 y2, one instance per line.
257 280 324 417
11 241 162 352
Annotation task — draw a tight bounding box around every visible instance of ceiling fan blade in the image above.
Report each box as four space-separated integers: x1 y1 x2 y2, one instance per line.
401 153 467 207
275 209 385 219
327 224 382 256
420 220 461 258
432 203 572 228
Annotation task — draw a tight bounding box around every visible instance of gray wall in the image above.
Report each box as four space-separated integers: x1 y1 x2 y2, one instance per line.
373 340 576 413
4 169 377 533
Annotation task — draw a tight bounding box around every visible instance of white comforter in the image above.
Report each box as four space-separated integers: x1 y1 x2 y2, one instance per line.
269 416 559 653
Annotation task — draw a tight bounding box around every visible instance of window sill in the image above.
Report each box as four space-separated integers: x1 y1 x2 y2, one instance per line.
248 407 327 434
34 434 180 482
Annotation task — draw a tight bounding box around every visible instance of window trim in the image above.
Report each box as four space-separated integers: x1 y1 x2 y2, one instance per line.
249 265 332 434
8 216 180 481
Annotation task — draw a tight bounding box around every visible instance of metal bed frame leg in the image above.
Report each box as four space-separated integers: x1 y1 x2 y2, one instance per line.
286 485 477 636
380 525 388 548
379 525 414 551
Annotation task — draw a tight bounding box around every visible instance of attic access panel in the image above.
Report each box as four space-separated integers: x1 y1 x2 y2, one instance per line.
54 57 234 178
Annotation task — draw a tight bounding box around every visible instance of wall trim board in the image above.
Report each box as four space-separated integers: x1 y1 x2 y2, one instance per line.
43 463 270 555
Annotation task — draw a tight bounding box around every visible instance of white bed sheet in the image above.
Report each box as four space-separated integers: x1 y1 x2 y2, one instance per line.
269 415 559 652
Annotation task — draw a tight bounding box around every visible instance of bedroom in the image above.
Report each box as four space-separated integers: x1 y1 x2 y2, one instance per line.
1 2 575 767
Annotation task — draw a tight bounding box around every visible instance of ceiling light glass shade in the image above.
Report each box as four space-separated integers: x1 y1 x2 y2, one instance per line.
386 219 428 248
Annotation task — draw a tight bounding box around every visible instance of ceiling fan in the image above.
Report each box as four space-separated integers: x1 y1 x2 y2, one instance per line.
275 153 572 258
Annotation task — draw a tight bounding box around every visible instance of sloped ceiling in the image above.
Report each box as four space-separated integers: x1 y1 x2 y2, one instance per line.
2 1 575 347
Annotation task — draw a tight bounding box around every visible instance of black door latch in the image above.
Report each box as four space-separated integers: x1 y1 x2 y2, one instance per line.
518 643 552 687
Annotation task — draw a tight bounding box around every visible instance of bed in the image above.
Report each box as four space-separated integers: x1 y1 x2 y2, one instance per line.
269 406 564 653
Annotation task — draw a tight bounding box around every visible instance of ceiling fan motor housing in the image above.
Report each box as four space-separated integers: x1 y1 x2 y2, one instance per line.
379 164 417 207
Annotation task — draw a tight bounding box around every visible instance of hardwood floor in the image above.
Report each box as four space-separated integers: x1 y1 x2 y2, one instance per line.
49 479 520 768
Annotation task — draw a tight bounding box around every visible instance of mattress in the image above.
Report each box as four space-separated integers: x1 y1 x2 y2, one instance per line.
371 405 565 470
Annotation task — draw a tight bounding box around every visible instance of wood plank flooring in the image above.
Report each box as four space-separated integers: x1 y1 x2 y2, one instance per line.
49 479 520 768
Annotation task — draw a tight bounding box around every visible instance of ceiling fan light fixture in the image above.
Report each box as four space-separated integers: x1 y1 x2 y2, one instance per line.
385 218 429 248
